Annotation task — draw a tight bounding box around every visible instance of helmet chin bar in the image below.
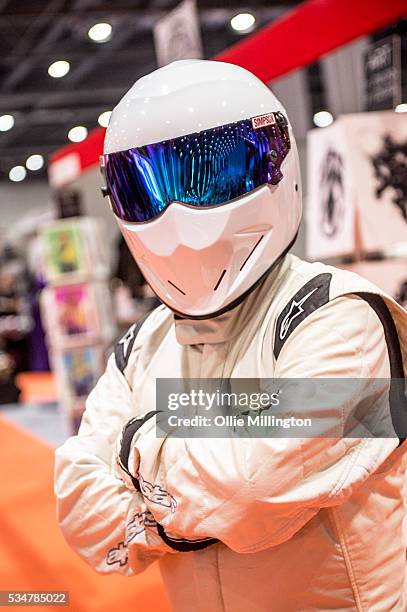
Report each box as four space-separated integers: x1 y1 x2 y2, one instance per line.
119 179 301 320
164 231 266 303
158 230 299 321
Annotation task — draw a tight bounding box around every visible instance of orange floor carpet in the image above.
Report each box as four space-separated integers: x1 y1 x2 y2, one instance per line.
0 416 171 612
16 372 58 404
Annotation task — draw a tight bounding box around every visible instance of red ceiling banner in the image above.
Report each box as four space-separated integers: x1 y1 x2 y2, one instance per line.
49 127 105 187
215 0 407 82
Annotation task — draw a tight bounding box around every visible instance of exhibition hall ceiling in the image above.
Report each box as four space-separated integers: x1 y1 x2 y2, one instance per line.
0 0 299 179
0 1 405 183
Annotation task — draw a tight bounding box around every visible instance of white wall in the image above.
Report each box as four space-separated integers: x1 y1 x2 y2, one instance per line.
0 180 52 232
70 167 120 251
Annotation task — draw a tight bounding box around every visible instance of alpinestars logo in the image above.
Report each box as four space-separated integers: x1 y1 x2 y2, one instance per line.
115 316 149 372
118 324 137 360
279 287 319 341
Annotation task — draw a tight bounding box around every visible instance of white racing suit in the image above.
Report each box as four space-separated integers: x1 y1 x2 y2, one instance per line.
54 254 407 611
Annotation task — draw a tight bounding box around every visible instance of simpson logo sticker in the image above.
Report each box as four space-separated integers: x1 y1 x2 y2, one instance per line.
274 273 332 359
251 113 276 130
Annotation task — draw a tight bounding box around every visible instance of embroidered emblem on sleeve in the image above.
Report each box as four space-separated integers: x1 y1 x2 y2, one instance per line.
274 273 332 359
106 541 128 567
114 313 150 373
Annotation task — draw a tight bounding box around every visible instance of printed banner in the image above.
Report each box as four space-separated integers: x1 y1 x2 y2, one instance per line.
154 0 203 67
306 122 355 259
342 111 407 253
306 110 407 259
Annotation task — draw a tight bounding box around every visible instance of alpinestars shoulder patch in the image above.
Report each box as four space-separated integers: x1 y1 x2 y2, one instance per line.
114 313 149 373
274 273 332 359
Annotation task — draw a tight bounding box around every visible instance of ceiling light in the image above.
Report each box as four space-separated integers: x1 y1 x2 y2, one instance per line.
88 22 112 43
0 114 14 131
230 13 256 33
395 103 407 113
48 60 70 78
9 165 26 182
26 154 44 171
68 126 88 142
98 110 112 127
313 110 334 128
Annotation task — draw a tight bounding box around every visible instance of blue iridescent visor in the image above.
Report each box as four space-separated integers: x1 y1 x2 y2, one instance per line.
102 111 291 223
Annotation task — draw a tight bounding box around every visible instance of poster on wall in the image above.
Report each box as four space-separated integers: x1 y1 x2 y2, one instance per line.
53 345 104 433
342 111 407 254
41 283 114 348
364 35 401 111
54 284 99 339
340 258 407 307
306 122 355 260
62 346 101 400
43 222 85 279
42 218 110 282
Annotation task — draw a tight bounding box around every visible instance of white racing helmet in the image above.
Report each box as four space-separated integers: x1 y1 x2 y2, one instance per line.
102 60 302 318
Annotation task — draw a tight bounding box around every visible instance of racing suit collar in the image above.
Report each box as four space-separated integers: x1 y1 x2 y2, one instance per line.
174 255 290 346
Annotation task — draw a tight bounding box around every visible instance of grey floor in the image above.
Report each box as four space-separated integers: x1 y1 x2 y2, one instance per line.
0 401 70 446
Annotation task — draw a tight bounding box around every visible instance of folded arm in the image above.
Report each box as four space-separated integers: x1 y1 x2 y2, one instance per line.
54 354 173 575
120 297 397 553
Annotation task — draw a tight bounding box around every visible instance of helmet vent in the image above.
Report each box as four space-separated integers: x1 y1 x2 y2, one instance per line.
168 280 186 295
239 234 264 271
214 269 227 291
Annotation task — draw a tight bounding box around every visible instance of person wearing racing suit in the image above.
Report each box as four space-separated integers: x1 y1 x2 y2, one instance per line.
54 60 407 611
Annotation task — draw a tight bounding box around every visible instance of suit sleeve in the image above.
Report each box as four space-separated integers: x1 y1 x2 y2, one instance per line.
54 353 173 575
124 295 398 554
